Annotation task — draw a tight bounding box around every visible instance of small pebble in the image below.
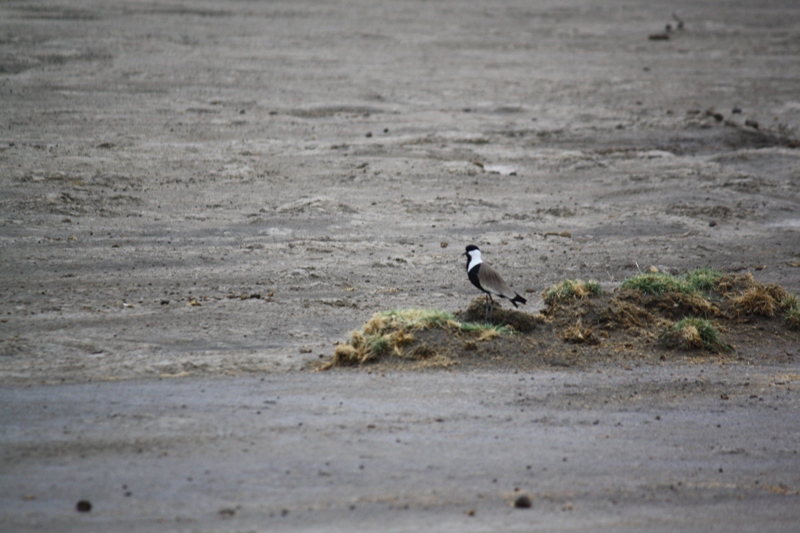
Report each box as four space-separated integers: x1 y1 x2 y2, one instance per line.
76 500 92 513
514 495 532 509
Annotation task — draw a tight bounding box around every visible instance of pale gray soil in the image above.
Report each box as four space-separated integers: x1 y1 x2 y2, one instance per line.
1 0 799 531
2 367 800 532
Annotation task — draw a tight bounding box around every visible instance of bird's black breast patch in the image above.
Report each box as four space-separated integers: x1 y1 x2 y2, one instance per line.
468 264 485 293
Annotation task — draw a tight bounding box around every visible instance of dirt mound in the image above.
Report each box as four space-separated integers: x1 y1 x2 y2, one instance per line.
458 297 545 333
320 272 798 371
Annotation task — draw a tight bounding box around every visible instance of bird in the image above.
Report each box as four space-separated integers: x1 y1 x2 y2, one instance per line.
463 244 526 322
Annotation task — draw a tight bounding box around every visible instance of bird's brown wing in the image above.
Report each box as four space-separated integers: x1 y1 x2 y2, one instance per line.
479 263 518 299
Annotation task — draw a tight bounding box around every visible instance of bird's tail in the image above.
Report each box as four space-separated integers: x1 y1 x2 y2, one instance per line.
510 294 527 307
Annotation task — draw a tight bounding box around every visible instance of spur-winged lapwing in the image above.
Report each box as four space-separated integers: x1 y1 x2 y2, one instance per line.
463 244 526 322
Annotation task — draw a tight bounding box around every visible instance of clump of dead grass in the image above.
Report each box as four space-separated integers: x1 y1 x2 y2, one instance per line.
562 320 599 345
730 287 778 317
662 317 729 353
727 283 792 317
544 279 602 304
718 273 799 327
717 272 757 294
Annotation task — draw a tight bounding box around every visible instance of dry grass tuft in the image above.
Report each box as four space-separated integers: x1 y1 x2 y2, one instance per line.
680 324 704 349
731 287 778 317
764 284 789 305
721 275 800 327
717 272 758 295
477 329 499 342
562 320 598 345
330 344 361 366
363 314 390 336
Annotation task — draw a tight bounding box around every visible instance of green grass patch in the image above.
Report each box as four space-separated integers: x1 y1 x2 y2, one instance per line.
684 268 723 291
377 308 459 330
622 269 723 296
780 293 799 311
785 307 800 330
375 308 517 335
622 272 690 295
780 293 799 329
544 279 603 303
671 317 729 352
367 335 391 355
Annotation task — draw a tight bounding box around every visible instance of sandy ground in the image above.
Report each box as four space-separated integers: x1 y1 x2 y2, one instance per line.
1 0 799 530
